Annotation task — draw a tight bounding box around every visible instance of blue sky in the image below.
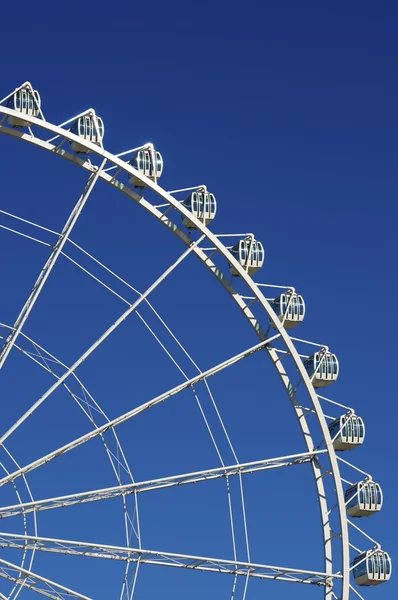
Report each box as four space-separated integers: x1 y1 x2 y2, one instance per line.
0 1 396 599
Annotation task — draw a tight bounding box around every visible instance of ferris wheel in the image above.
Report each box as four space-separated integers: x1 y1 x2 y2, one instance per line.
0 81 391 600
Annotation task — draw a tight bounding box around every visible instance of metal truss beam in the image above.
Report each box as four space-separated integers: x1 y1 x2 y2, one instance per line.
0 102 353 599
0 236 204 448
0 449 326 519
0 533 340 587
0 556 91 600
0 159 107 372
0 334 280 488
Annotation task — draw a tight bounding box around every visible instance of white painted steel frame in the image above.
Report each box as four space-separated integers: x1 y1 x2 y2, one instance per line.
0 310 277 597
0 445 37 600
0 103 350 599
0 449 327 519
0 533 340 588
0 326 141 600
0 158 107 371
0 556 91 600
0 235 205 448
0 334 281 487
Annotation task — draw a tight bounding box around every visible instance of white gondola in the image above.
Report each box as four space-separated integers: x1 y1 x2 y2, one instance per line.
7 87 41 127
352 550 392 586
345 480 383 517
181 190 216 229
270 292 305 329
128 148 163 187
70 115 104 154
229 239 264 276
328 414 365 450
304 351 338 388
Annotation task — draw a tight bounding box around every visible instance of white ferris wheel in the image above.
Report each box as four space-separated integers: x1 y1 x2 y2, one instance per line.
0 81 391 600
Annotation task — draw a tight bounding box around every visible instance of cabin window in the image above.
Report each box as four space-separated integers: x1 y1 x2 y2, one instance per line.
156 152 162 176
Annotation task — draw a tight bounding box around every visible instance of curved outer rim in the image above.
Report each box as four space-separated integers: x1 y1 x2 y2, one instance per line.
0 104 350 600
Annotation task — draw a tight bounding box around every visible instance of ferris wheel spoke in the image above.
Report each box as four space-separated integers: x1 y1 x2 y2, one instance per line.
2 215 246 599
0 449 326 519
0 211 246 596
0 158 107 373
0 329 142 534
0 236 205 450
1 331 141 600
0 556 91 600
0 89 389 600
349 584 367 600
0 334 280 488
0 532 341 587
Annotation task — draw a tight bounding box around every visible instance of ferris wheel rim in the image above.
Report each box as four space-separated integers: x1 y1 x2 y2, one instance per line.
0 101 352 598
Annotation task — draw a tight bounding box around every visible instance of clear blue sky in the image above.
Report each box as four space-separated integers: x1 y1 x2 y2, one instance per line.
0 1 396 599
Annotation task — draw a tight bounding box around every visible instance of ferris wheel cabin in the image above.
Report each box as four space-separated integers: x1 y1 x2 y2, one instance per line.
304 351 338 388
229 239 264 276
328 414 365 450
181 190 217 229
345 481 383 517
352 550 391 586
270 292 305 329
70 115 104 153
7 88 41 127
128 148 163 187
